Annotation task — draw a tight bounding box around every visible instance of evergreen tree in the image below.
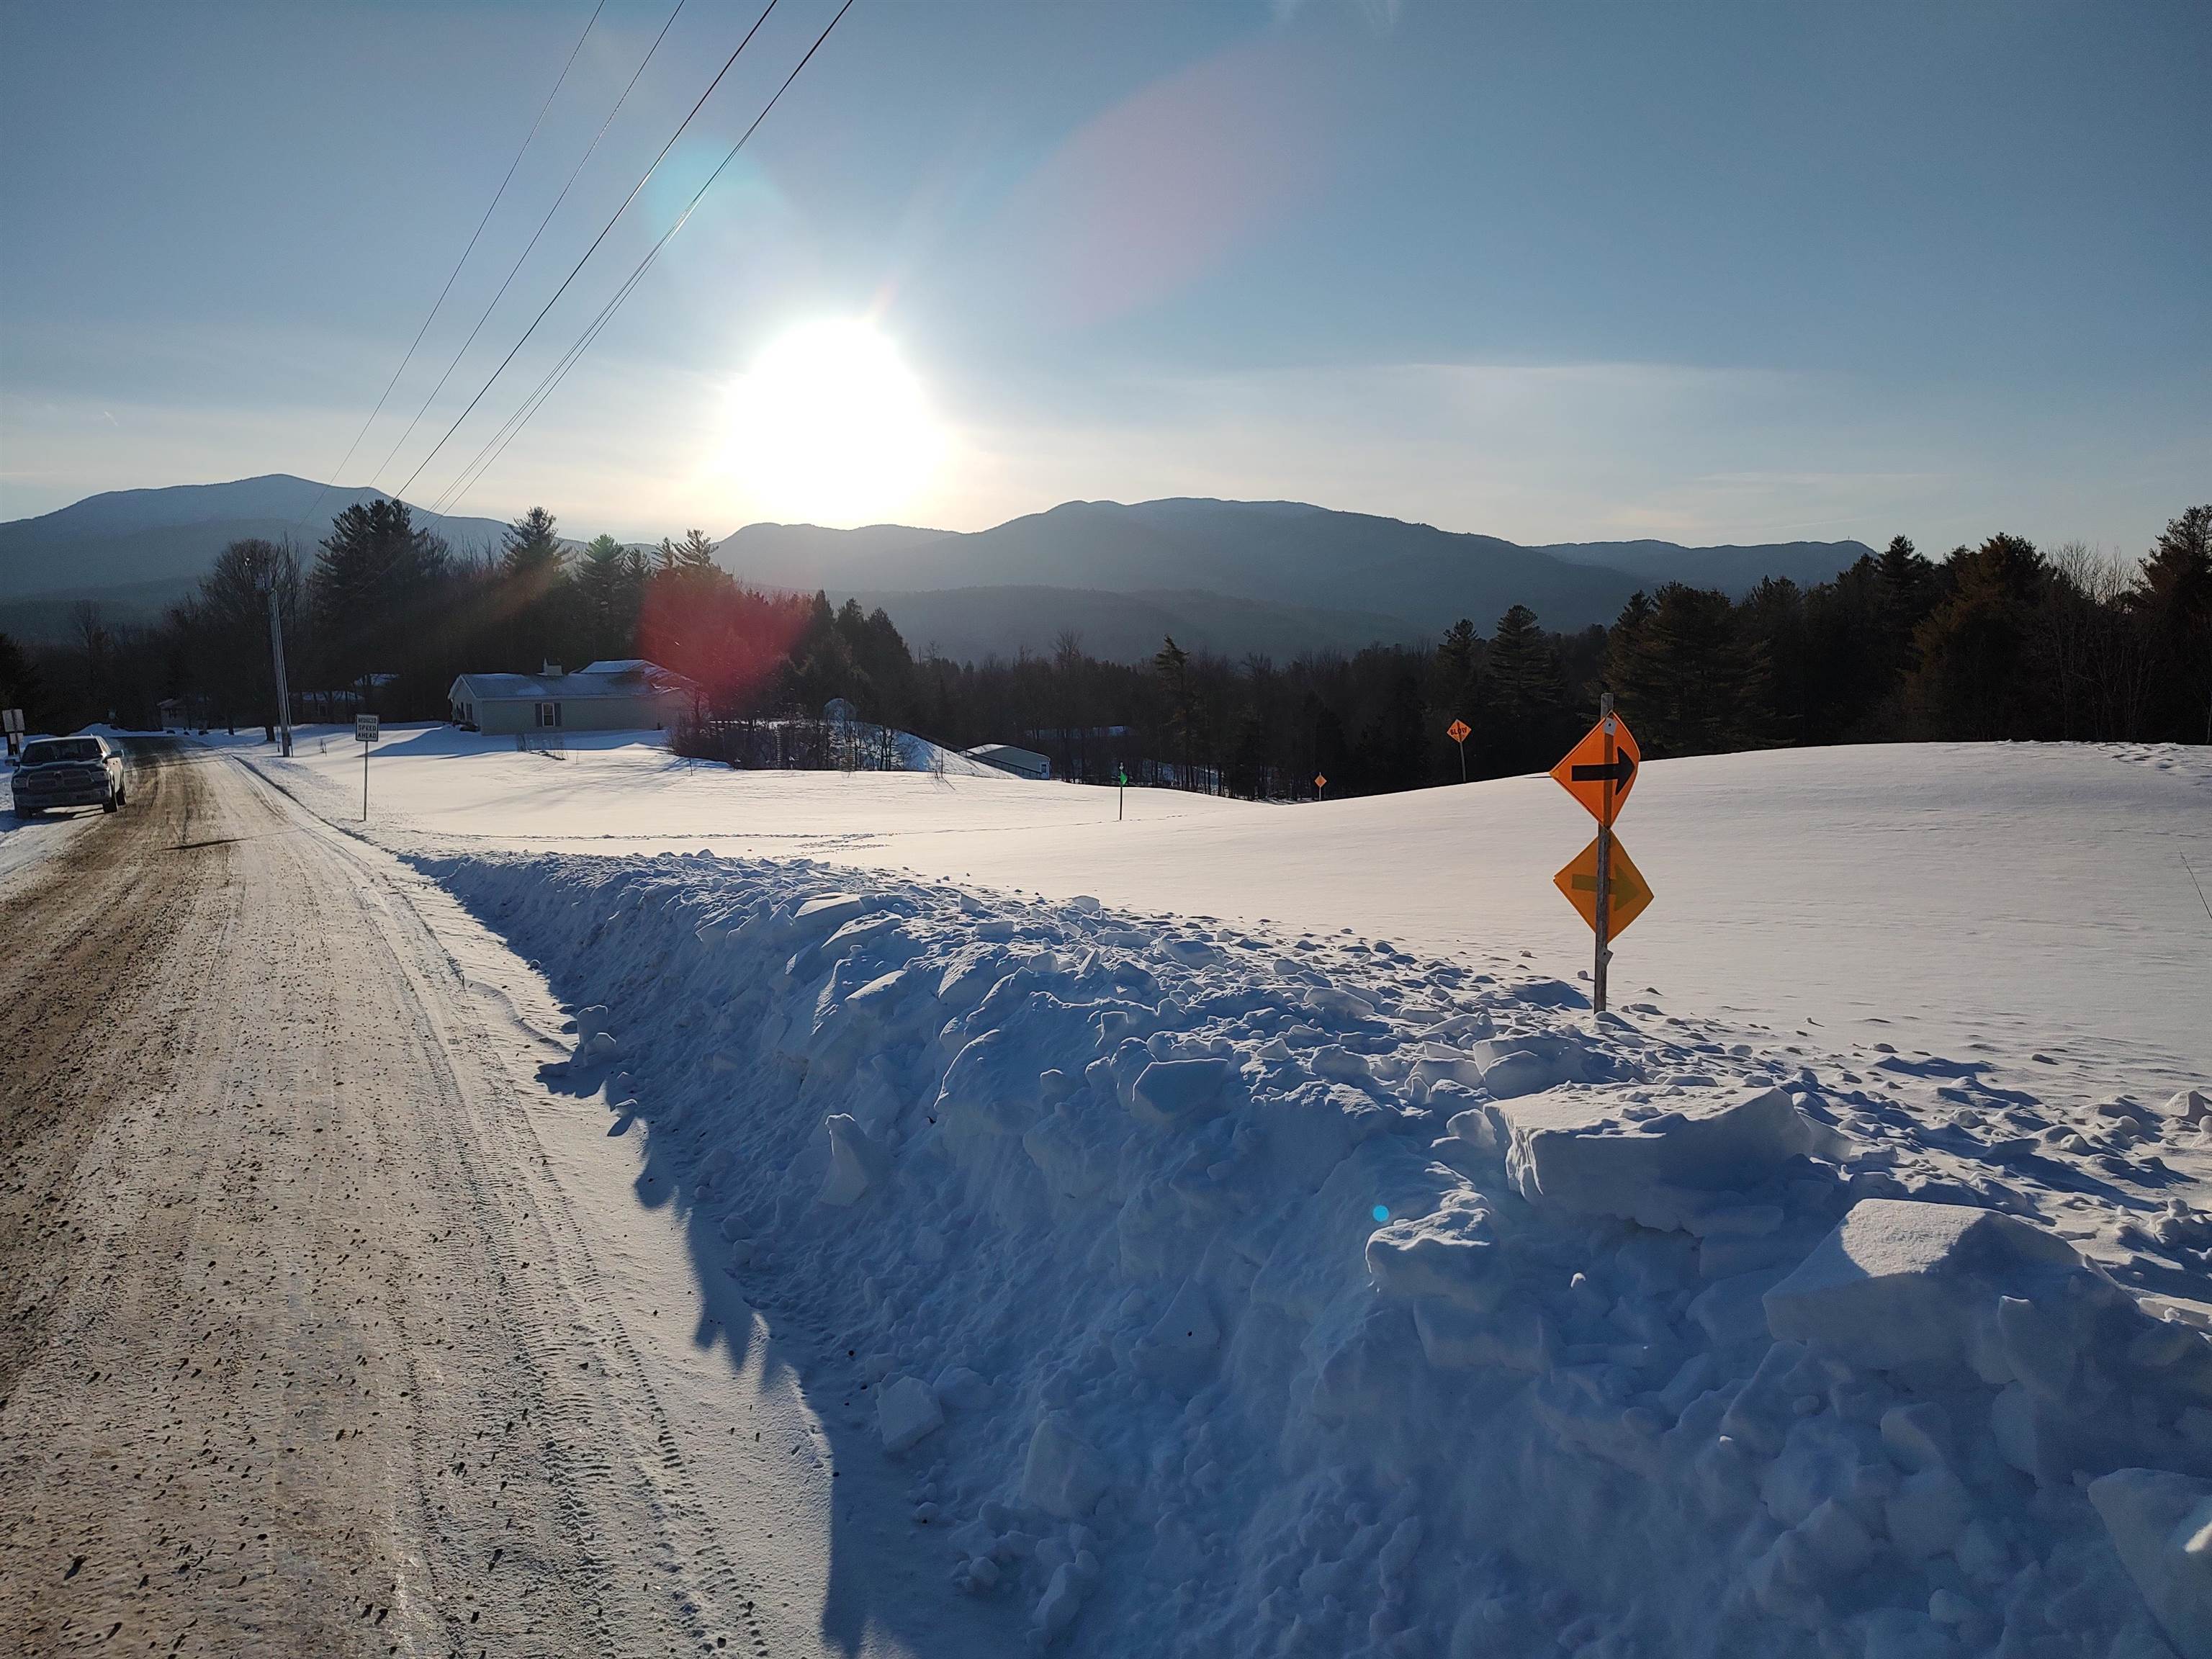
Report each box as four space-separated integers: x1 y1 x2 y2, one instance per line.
310 498 451 700
575 534 643 660
1436 616 1480 722
657 529 719 574
1606 583 1772 756
2133 505 2212 742
1906 534 2051 739
1484 604 1573 773
500 505 564 577
1154 635 1198 783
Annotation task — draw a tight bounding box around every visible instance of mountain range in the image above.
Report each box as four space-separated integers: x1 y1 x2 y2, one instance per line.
0 475 512 641
0 476 1874 659
716 499 1871 662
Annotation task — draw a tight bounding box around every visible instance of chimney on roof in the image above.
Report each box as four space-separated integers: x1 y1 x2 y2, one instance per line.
541 660 563 678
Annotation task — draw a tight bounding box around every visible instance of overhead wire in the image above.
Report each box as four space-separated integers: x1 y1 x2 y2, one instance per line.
389 0 787 504
367 0 689 491
293 0 606 536
424 0 858 519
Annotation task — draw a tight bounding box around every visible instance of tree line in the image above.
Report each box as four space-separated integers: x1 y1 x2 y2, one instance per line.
1 502 2204 798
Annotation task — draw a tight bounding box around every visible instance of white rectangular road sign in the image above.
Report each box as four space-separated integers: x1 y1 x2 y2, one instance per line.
1 708 22 736
356 714 380 743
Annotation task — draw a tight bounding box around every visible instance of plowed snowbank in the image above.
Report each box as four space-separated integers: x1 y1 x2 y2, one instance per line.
425 847 2212 1658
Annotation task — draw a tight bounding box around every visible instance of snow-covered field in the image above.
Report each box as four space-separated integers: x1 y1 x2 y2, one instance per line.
207 727 2212 1657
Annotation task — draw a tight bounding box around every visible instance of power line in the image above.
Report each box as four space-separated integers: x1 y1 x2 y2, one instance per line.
426 0 857 520
295 1 606 536
390 0 786 505
368 0 689 492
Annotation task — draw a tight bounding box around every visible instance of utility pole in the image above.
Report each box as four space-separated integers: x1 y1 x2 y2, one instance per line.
1592 693 1614 1015
267 586 294 757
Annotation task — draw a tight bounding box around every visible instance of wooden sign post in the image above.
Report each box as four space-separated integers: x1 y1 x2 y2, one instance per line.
1548 694 1647 1015
356 713 379 821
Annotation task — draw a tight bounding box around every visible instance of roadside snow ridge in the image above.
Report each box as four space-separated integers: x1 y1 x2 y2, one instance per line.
426 848 2212 1658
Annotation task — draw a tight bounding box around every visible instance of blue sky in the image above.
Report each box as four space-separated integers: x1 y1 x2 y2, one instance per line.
2 0 2205 557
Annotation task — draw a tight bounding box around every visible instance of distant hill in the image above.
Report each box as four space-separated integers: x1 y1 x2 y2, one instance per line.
1 480 1874 660
719 498 1870 661
0 475 513 640
1539 537 1871 593
846 585 1425 665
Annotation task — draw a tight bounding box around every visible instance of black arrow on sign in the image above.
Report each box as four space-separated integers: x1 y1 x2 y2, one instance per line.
1570 753 1637 788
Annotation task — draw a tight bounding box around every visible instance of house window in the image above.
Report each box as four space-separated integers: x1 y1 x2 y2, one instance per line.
536 701 563 727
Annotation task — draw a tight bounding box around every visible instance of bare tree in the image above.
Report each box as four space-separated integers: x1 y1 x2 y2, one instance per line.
2044 540 2154 740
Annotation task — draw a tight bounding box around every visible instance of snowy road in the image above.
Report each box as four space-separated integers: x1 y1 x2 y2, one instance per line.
0 744 1002 1657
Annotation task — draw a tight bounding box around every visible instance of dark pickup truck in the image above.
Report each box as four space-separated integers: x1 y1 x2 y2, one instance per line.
9 735 128 817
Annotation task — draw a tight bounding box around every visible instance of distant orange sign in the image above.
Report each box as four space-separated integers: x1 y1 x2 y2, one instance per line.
1554 835 1655 937
1313 773 1327 791
1446 718 1470 745
1550 712 1641 826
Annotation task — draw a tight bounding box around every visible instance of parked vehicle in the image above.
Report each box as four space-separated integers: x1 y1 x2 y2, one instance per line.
9 736 127 817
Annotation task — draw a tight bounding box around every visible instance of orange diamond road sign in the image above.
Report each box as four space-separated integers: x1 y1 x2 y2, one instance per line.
1554 835 1655 937
1313 773 1328 791
1446 718 1470 744
1550 711 1641 826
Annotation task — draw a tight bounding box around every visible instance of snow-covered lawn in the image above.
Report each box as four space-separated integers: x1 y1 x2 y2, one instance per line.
208 727 2212 1656
221 727 2208 1105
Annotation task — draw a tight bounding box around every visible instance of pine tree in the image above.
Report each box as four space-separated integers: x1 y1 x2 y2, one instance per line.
311 498 450 697
1484 604 1573 773
577 534 646 660
2133 505 2212 741
658 529 719 575
1905 534 2051 739
1607 583 1773 756
1154 635 1198 783
500 506 564 577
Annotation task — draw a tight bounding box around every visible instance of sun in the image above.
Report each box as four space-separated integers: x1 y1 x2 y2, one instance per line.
720 319 944 526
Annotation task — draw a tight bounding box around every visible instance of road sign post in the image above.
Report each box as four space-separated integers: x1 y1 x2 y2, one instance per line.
1313 772 1327 801
356 713 379 819
1446 717 1470 783
1118 764 1127 822
1549 694 1647 1017
2 706 22 762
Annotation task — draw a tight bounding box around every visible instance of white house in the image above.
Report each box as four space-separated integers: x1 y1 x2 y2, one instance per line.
448 660 695 736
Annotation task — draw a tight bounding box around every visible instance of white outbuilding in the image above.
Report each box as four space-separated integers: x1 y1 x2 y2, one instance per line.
448 660 695 736
961 742 1051 781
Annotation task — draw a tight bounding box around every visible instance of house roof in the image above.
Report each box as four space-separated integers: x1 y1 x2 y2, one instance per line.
449 660 693 702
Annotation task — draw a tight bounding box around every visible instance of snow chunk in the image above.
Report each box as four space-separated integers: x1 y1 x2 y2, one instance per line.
1021 1413 1110 1519
818 1112 892 1207
791 892 868 938
1364 1199 1508 1311
1478 1086 1838 1229
1128 1057 1233 1129
2087 1468 2212 1659
1761 1197 2085 1375
876 1375 945 1454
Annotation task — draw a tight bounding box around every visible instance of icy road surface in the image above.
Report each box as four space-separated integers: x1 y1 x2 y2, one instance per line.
0 742 1006 1657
